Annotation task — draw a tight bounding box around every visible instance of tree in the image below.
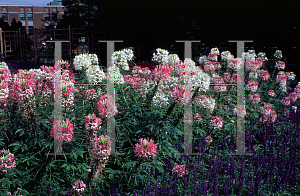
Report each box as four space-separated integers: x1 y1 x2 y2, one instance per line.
0 17 10 31
10 18 23 31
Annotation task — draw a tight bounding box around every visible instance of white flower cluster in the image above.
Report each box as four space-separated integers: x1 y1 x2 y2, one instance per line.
132 67 151 75
242 51 256 61
184 58 196 67
152 91 169 108
192 70 211 92
86 65 106 84
221 51 234 61
274 50 282 59
199 55 209 65
28 68 46 80
162 76 178 91
180 58 211 92
167 54 180 66
89 54 99 65
107 65 124 84
61 80 74 90
210 48 220 55
287 72 296 80
0 81 9 100
112 48 134 71
258 52 268 61
249 71 258 79
152 48 169 65
73 54 99 71
199 97 215 113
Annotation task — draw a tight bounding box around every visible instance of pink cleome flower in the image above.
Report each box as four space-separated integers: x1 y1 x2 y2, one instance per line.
50 119 74 142
134 138 158 158
172 163 188 178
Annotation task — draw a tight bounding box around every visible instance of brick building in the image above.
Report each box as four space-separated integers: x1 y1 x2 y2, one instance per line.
0 4 64 34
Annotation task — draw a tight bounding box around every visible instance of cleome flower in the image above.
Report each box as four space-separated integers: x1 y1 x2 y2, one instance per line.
50 118 74 142
172 162 188 178
134 138 158 158
0 149 16 173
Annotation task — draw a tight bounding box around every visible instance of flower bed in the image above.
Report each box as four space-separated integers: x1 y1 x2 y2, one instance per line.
0 48 300 195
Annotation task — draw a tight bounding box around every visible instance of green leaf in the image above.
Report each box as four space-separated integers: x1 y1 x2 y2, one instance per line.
15 128 24 136
135 130 142 134
123 161 137 169
9 141 20 147
153 160 164 173
70 165 76 170
0 138 5 147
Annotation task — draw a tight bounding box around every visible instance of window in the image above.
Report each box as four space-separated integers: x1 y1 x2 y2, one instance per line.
52 12 57 20
28 26 33 35
45 13 50 20
20 8 24 11
1 13 7 21
53 9 56 12
3 8 6 11
20 13 25 20
28 8 31 11
27 13 33 20
45 9 48 12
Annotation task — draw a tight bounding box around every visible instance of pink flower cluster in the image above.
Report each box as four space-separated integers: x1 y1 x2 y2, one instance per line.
84 88 98 104
203 61 216 74
228 59 241 71
208 52 218 61
249 94 261 104
246 79 258 92
134 138 158 158
90 135 111 179
6 187 22 196
233 105 247 118
275 61 285 70
214 82 227 93
289 92 298 103
0 149 16 173
172 163 188 178
50 118 74 142
268 90 275 97
245 58 262 72
84 113 102 138
194 113 202 122
97 94 118 118
205 135 212 144
259 70 270 81
151 64 173 82
281 96 291 106
209 116 223 130
295 85 300 98
276 74 287 84
259 103 277 124
72 180 86 194
170 84 191 106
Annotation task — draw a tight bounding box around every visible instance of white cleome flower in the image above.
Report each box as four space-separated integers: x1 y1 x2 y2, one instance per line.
258 52 268 61
89 54 99 65
152 91 169 108
168 54 180 66
86 65 106 84
184 58 196 67
152 48 169 65
112 48 134 70
199 55 209 65
73 54 92 71
221 51 234 61
210 47 220 55
107 65 124 84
